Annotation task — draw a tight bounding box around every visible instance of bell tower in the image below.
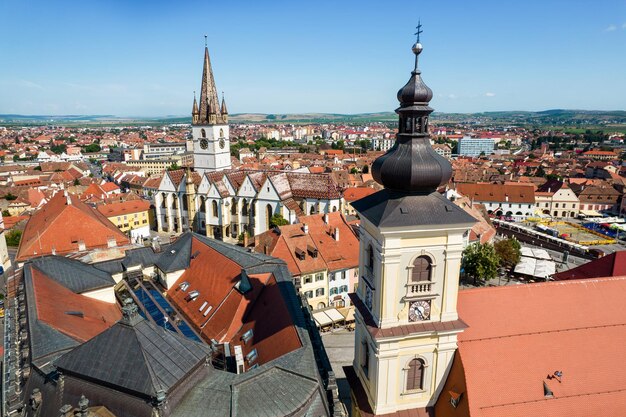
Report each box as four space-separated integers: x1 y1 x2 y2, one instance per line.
191 37 231 175
345 27 476 416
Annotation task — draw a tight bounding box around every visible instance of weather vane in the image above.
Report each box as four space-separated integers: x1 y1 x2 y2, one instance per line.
415 20 423 43
204 35 207 47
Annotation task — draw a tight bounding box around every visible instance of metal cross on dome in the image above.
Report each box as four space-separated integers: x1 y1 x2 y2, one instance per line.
415 20 423 43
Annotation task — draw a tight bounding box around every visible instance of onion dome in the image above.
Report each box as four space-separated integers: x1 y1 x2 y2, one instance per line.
372 37 452 195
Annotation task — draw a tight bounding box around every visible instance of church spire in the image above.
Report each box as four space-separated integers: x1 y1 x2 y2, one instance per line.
220 91 228 116
192 91 199 124
196 37 222 125
371 26 451 194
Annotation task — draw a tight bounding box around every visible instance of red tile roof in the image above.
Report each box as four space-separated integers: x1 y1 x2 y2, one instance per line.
344 186 377 202
166 237 302 366
456 182 535 204
31 268 121 342
16 192 130 262
439 277 626 417
553 251 626 281
96 200 150 217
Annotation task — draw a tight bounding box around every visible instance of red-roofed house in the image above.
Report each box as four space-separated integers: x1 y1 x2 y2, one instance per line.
16 192 130 264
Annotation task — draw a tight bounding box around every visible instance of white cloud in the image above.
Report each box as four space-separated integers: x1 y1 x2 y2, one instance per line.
622 23 626 29
448 93 457 99
485 92 496 97
605 24 617 32
17 79 43 89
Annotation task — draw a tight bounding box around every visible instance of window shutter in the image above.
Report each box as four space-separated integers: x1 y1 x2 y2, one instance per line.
406 359 424 391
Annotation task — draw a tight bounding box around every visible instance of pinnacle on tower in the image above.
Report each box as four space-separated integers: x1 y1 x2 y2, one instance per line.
371 29 451 194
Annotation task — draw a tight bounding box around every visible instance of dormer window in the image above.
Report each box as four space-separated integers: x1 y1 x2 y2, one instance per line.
185 290 199 301
246 349 258 364
242 329 253 344
295 248 306 260
179 281 190 291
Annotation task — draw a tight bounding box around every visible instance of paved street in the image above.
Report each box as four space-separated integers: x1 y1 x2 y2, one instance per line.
321 328 355 414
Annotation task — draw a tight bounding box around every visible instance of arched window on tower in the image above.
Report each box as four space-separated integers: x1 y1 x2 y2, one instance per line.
212 200 218 217
406 358 425 391
201 129 206 138
412 256 431 282
367 244 375 271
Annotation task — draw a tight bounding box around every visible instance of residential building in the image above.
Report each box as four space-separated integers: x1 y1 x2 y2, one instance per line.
96 199 152 241
126 153 194 175
573 184 620 214
582 149 618 161
455 182 536 221
457 136 495 156
254 212 360 309
432 143 452 159
371 137 395 152
534 179 580 218
15 191 130 264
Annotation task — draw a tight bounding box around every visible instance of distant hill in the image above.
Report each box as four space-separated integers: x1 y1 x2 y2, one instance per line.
1 109 625 127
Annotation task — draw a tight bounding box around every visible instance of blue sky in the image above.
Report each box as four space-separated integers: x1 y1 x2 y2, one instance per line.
1 0 625 116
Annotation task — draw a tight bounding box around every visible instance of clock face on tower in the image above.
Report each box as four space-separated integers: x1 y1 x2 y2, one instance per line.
219 138 225 149
408 300 431 322
200 138 208 150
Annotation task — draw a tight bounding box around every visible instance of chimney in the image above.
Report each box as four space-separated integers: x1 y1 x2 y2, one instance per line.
334 227 340 241
302 223 309 234
324 213 329 224
65 191 71 206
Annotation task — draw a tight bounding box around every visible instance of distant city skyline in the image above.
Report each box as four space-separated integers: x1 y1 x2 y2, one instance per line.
1 0 625 117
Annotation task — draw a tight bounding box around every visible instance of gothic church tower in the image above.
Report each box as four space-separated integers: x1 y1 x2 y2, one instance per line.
190 42 231 175
345 32 476 416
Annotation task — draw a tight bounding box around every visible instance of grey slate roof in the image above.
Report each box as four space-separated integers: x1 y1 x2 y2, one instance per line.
231 367 319 417
54 314 211 398
29 255 115 293
23 265 81 374
352 189 477 228
95 233 193 274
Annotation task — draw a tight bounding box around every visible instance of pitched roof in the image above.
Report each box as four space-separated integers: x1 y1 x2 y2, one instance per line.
23 263 120 373
553 251 626 281
30 255 116 293
352 189 476 228
96 199 151 217
437 277 626 417
16 192 130 262
55 306 211 398
165 235 302 366
455 182 536 203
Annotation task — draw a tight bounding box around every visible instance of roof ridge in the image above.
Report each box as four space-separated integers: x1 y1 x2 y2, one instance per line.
462 321 626 343
461 275 626 294
480 386 626 411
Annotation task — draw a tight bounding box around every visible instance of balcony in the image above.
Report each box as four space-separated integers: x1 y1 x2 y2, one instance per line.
406 281 433 296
